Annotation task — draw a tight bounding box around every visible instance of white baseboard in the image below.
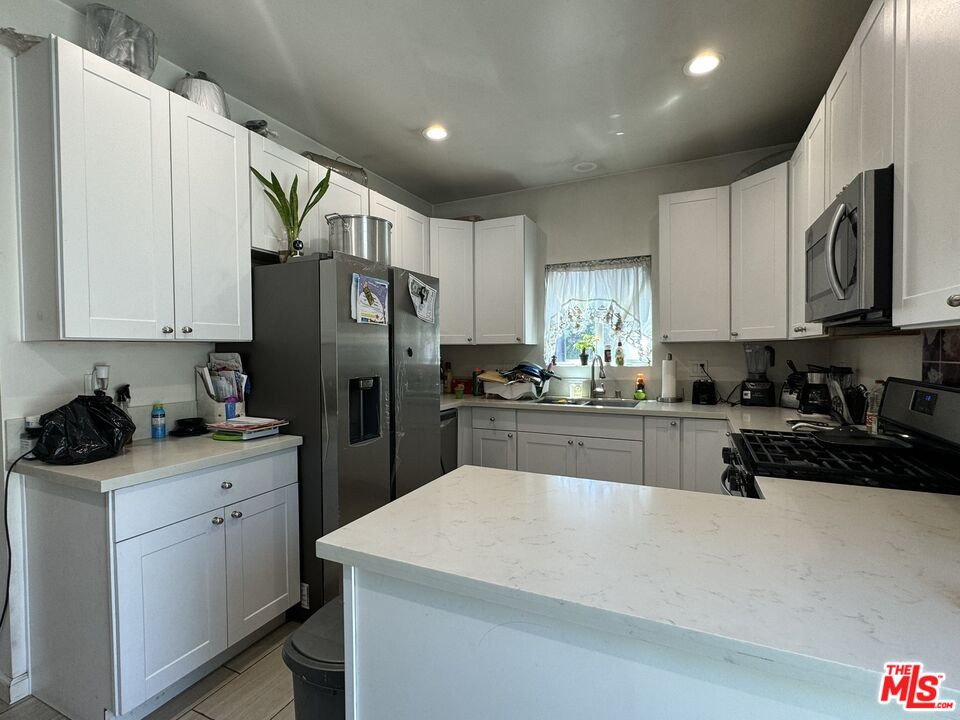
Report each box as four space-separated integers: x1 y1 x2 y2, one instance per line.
0 670 31 705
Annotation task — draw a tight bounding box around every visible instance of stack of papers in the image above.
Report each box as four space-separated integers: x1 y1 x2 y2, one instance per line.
207 417 288 441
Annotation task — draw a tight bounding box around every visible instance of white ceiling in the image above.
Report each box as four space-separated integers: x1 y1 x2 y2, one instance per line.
65 0 870 203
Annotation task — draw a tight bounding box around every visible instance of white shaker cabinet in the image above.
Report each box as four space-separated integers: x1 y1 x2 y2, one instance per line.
658 187 731 342
730 162 789 341
857 0 896 172
170 94 252 341
115 512 228 711
575 437 644 486
369 189 403 264
472 429 517 470
17 37 176 340
397 206 432 275
473 216 545 345
643 417 681 490
680 419 727 495
517 432 577 477
825 44 860 201
311 164 369 253
893 0 960 328
249 135 316 254
430 219 476 344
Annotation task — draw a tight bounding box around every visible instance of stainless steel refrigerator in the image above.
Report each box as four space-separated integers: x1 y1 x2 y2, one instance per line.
226 253 440 611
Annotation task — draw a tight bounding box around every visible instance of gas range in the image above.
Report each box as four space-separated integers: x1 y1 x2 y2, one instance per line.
721 378 960 498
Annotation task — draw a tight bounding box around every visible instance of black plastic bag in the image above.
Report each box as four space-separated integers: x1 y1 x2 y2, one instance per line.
33 394 136 465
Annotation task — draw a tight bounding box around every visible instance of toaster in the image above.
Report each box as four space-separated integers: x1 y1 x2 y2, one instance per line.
692 380 718 405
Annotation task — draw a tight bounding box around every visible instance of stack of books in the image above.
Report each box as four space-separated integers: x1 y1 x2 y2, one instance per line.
207 417 288 441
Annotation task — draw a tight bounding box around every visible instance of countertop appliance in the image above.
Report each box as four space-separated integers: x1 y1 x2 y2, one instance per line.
722 378 960 498
221 253 441 611
692 379 717 405
740 344 776 407
805 165 893 327
798 371 831 415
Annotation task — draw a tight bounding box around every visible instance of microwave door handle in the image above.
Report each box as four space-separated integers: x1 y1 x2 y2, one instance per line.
825 203 847 301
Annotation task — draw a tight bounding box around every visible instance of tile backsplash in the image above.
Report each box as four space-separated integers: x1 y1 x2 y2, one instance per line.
921 329 960 386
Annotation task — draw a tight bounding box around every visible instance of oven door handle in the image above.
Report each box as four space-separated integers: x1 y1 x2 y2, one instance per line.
825 202 847 301
720 466 734 496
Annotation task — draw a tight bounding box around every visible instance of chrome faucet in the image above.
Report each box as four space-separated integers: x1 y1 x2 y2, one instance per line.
590 355 606 398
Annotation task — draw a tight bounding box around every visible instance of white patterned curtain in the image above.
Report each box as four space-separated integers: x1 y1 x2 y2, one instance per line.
543 256 653 366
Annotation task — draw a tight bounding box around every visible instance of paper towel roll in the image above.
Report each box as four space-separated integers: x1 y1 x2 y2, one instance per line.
661 353 678 400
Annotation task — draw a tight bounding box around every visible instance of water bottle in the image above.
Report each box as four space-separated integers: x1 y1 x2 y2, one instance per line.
865 380 885 434
151 403 166 439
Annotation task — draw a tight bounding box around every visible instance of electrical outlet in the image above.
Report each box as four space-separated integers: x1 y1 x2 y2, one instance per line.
689 360 708 378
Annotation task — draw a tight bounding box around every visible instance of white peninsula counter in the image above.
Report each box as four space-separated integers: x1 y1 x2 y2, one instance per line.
317 465 960 719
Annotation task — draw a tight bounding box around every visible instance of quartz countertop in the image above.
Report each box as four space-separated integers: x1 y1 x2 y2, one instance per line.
317 465 960 694
14 433 302 493
441 394 809 433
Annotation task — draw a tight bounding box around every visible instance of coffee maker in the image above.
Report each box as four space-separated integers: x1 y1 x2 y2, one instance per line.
740 344 776 407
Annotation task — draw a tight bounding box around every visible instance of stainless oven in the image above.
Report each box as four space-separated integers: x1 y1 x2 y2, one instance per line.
805 165 893 326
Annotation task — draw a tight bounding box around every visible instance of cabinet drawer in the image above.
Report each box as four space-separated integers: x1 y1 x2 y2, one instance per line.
516 410 643 441
471 409 517 431
113 449 297 542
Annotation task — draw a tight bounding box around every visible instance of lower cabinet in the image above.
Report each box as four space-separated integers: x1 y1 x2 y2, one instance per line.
473 429 517 470
680 419 728 495
643 418 681 490
516 431 643 485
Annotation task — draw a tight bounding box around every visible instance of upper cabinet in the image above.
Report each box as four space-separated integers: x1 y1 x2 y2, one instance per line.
249 135 316 254
893 0 960 328
658 187 731 342
825 44 860 200
473 216 544 345
730 162 789 341
369 189 403 254
311 164 369 254
858 0 895 171
170 94 252 341
16 37 252 341
430 219 475 344
397 207 431 275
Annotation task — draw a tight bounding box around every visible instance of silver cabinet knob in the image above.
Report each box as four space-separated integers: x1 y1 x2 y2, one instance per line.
662 334 668 340
231 510 243 519
793 325 803 333
567 439 574 445
182 326 193 334
211 516 224 525
490 417 496 422
161 326 174 334
516 337 522 342
221 481 233 489
670 421 677 427
578 441 584 447
725 431 731 437
730 331 739 337
948 295 960 308
467 337 473 342
506 433 513 438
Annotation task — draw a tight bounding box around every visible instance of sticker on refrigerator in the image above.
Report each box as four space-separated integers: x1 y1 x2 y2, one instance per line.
351 273 389 325
408 275 437 323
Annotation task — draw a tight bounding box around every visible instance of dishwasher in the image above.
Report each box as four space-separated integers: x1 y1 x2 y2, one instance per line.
440 409 458 475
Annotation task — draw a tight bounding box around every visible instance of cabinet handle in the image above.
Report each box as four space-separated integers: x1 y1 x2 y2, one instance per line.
161 326 174 334
670 421 677 427
211 516 224 525
948 295 960 308
725 431 731 437
221 481 233 489
578 441 584 447
507 433 513 438
730 331 739 337
662 334 668 340
793 325 803 333
567 439 574 445
467 337 473 342
182 326 193 334
516 337 522 342
231 510 243 519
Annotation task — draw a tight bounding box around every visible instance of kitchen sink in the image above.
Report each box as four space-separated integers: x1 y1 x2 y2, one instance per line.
584 398 641 408
535 397 590 406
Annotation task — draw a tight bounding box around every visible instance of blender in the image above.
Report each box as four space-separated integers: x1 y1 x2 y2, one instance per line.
740 344 776 406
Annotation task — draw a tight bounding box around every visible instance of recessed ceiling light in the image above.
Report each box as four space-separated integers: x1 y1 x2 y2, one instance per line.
614 131 625 136
422 124 448 141
683 52 722 76
573 161 598 173
609 113 621 119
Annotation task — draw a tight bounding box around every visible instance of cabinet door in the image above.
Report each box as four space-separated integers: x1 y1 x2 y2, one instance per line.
115 512 227 714
55 41 175 340
825 44 860 200
430 219 475 344
474 217 524 344
858 0 895 172
680 419 727 495
806 98 828 219
472 429 517 470
517 432 576 477
399 207 431 274
170 94 252 341
893 0 960 328
642 417 681 490
249 135 315 253
311 164 369 253
225 485 300 645
658 188 730 342
730 162 788 341
369 190 404 264
575 437 643 486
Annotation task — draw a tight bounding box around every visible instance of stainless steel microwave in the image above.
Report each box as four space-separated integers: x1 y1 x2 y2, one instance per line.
805 165 894 327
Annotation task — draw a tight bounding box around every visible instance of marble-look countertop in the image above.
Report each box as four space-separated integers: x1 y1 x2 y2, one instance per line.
441 395 815 433
317 465 960 693
14 433 302 493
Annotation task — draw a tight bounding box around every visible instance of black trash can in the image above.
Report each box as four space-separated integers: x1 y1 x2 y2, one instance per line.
282 596 345 719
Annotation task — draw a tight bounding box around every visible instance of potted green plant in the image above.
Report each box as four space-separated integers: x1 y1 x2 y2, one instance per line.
573 334 599 365
250 167 331 260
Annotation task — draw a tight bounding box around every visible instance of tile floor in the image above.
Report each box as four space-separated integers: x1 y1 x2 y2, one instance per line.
0 623 300 720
